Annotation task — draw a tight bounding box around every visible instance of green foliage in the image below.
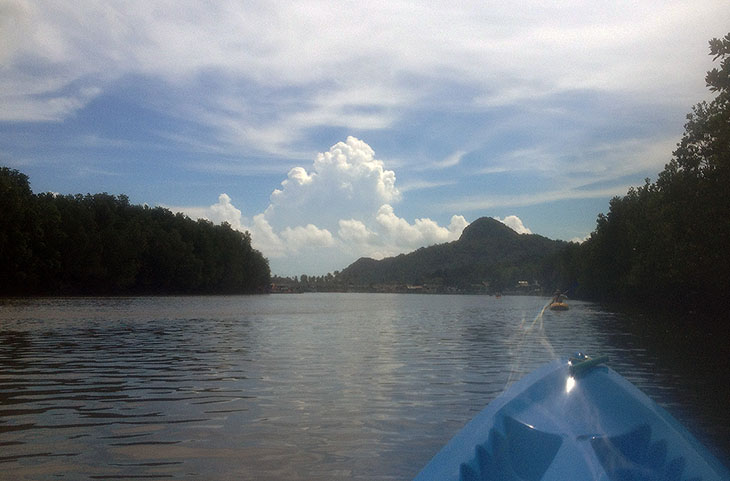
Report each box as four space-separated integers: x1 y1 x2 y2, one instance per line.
0 169 270 295
0 168 37 290
572 34 730 315
271 271 343 293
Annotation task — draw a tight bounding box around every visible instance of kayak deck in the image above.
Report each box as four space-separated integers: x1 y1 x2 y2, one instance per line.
414 357 728 481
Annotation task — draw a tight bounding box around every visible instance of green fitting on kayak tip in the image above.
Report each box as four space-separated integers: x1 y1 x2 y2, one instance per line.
569 353 609 377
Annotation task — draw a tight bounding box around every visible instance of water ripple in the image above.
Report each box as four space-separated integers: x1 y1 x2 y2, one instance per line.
0 294 724 479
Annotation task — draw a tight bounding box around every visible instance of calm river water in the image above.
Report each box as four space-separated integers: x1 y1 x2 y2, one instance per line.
1 294 727 480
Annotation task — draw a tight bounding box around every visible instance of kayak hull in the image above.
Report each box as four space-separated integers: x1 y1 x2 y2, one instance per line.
413 358 728 481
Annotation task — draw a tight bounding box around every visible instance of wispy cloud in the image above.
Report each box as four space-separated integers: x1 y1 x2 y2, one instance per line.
397 179 458 192
444 185 630 213
472 135 678 191
3 1 725 153
434 150 466 169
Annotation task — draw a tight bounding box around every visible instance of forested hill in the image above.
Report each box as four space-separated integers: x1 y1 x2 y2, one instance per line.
338 217 566 291
0 168 270 295
341 34 730 315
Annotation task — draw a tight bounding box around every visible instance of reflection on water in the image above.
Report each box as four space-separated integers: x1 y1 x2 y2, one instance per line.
0 294 726 479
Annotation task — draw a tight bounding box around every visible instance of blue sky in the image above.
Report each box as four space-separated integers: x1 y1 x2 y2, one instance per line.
1 1 728 276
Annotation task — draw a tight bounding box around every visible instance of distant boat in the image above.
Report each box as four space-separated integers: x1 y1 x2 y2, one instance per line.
549 292 569 310
412 354 729 481
549 301 569 311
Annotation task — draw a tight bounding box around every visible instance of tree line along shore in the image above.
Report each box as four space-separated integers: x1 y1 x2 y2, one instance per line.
2 35 728 318
1 171 270 296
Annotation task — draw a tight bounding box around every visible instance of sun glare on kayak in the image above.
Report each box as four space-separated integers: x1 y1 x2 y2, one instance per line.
565 375 576 393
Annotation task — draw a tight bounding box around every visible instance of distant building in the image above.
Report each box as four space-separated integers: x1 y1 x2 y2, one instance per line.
270 283 294 293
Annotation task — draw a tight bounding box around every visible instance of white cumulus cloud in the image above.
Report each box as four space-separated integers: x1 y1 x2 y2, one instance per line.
165 194 245 232
376 205 467 250
168 140 556 274
264 136 401 232
280 224 335 252
338 219 377 245
170 137 469 274
209 193 244 231
495 215 532 234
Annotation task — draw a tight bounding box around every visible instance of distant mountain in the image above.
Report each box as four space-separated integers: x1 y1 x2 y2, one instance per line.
338 217 566 291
